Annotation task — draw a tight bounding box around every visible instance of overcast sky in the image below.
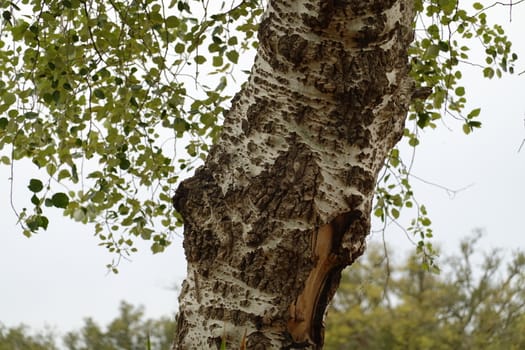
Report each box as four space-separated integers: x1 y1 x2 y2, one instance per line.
1 1 524 339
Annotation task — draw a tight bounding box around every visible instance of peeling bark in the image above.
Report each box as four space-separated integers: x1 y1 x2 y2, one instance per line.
172 0 416 348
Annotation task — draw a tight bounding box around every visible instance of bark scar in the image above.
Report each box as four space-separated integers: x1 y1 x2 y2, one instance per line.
287 211 359 347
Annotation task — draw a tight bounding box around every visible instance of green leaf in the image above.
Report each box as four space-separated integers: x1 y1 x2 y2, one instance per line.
194 55 206 64
473 2 484 10
437 40 449 52
119 157 131 170
31 194 40 206
2 11 12 23
469 121 482 129
94 89 106 99
226 50 239 64
58 169 71 181
467 108 481 118
173 118 188 134
51 192 70 209
175 43 185 53
2 92 16 106
408 137 419 147
455 86 465 96
390 149 400 167
46 163 56 176
26 215 49 231
391 208 400 219
165 16 180 28
423 45 440 59
28 179 44 193
483 67 495 78
24 111 39 119
417 112 431 128
151 242 165 254
212 55 223 67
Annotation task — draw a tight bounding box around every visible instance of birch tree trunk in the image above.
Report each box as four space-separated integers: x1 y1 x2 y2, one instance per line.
172 0 416 348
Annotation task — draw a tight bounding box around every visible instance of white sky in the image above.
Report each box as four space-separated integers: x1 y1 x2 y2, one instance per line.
1 0 524 339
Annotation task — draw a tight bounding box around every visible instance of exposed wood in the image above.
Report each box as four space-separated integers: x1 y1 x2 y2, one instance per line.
288 212 359 346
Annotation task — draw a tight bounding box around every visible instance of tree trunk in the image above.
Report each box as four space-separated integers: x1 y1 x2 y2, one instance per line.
172 0 415 348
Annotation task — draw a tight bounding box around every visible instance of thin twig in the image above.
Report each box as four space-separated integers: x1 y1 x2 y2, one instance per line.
409 173 474 199
475 0 525 21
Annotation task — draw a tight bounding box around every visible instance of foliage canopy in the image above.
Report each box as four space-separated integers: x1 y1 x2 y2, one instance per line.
0 0 518 268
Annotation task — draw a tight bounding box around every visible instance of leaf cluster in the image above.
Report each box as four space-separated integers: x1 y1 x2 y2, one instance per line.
409 0 517 138
374 0 518 269
0 0 263 267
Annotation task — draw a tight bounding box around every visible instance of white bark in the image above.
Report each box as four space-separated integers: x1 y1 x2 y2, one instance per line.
172 0 415 348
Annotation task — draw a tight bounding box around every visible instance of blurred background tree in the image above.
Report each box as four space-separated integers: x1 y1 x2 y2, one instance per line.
0 301 175 350
324 232 525 350
0 324 57 350
62 301 175 350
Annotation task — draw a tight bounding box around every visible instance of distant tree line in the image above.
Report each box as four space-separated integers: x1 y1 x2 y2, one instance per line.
2 234 524 349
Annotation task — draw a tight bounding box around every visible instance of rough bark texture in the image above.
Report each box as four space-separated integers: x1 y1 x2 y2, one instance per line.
172 0 415 348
